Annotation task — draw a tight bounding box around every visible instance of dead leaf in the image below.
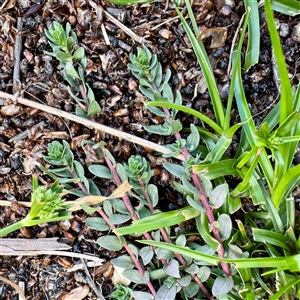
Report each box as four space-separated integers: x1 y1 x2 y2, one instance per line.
42 131 70 140
67 180 132 211
60 285 90 300
0 238 71 254
199 27 228 48
0 104 22 116
112 266 131 286
1 0 16 11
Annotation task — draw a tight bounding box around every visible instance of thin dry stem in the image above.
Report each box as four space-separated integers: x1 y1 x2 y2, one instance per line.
0 91 184 160
0 275 26 300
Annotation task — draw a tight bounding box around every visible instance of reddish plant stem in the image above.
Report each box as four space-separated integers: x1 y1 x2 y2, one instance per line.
69 164 157 296
98 208 157 297
142 184 212 298
162 107 232 277
79 84 89 110
68 166 89 196
70 150 159 296
101 147 167 264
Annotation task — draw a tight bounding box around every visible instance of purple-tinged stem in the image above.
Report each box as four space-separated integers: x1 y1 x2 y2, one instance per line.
101 148 167 264
160 102 232 276
142 183 212 298
68 166 89 196
98 208 157 297
79 84 89 110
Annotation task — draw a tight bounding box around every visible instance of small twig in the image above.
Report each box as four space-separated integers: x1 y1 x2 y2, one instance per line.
67 260 103 272
9 121 45 143
151 16 180 31
0 250 103 262
0 275 26 300
80 258 105 300
88 0 150 45
13 17 23 94
0 91 184 160
227 12 245 77
0 0 10 13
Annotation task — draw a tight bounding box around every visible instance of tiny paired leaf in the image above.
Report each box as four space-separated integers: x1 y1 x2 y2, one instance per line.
217 214 232 241
97 235 124 251
156 248 175 260
84 217 109 231
197 266 210 282
122 269 150 284
88 165 112 179
177 275 191 287
65 62 80 79
155 284 177 300
227 244 243 259
187 124 200 152
163 259 180 278
87 100 101 117
147 184 158 207
212 277 234 297
139 246 154 266
175 235 186 247
184 282 199 298
72 47 85 62
163 162 187 179
109 214 131 225
111 255 135 269
209 183 229 209
112 199 128 214
185 263 199 275
103 201 113 217
132 291 154 300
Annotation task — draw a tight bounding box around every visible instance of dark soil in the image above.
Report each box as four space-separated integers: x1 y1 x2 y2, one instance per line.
0 0 299 299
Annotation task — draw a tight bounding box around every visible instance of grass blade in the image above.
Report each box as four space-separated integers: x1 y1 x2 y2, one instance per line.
175 4 225 126
270 0 300 16
139 240 300 271
272 164 300 209
243 0 260 71
147 101 223 134
264 0 292 124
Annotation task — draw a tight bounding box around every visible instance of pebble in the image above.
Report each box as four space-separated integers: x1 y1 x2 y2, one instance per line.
291 22 300 43
279 23 289 37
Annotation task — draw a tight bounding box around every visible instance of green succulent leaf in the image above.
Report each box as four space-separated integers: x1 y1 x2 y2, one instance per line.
85 217 110 231
65 62 80 79
72 47 85 62
111 255 135 269
97 235 124 251
122 269 150 284
88 165 112 179
212 277 234 297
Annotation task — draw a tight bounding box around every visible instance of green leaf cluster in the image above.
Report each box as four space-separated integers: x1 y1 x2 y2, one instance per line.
0 177 72 237
44 21 100 117
42 140 101 197
116 0 300 298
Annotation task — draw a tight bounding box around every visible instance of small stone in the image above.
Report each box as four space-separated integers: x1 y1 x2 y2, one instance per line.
279 23 289 37
291 22 300 42
159 28 172 39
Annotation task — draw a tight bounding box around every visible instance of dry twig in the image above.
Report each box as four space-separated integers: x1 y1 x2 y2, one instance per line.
13 17 23 94
80 258 105 300
0 275 26 300
0 91 184 160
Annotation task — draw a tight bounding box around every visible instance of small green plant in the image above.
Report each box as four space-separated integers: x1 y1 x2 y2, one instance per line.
108 284 133 300
44 21 100 118
40 1 300 298
112 0 300 298
0 176 72 237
